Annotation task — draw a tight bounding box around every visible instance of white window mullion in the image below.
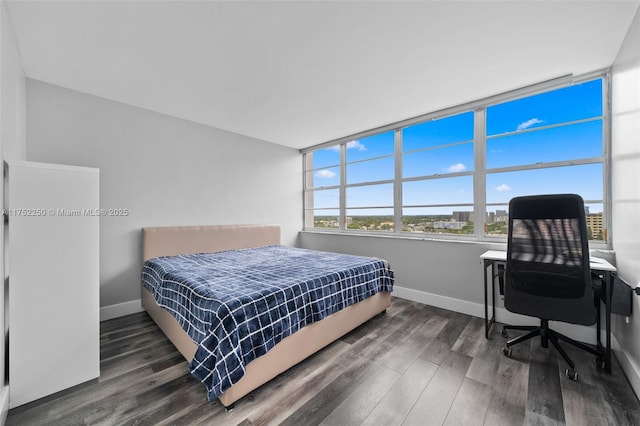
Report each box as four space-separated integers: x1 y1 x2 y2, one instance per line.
603 71 612 245
394 129 403 234
303 153 314 229
339 143 346 231
473 108 487 241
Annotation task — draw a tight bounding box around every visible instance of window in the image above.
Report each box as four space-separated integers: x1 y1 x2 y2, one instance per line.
303 146 340 229
345 132 395 231
303 74 609 244
402 112 474 235
485 78 605 241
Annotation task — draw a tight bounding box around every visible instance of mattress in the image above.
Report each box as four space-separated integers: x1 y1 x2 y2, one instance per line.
141 245 394 400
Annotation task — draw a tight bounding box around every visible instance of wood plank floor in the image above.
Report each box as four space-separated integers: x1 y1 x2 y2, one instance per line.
7 297 640 425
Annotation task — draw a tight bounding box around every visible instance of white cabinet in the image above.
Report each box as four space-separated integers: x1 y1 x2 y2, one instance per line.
5 161 100 408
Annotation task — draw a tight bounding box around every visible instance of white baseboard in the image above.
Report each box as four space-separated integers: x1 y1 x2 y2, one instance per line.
612 333 640 398
392 285 600 345
100 299 144 321
0 386 9 426
393 285 485 318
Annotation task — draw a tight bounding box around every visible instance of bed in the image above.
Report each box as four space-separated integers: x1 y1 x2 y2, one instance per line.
140 224 393 408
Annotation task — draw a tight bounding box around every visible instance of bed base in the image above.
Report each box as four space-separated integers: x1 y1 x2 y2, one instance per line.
141 224 391 408
142 287 390 407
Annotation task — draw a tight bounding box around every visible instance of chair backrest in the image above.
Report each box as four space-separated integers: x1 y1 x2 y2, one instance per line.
504 194 596 325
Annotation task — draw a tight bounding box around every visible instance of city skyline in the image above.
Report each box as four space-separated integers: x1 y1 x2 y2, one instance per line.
313 210 605 241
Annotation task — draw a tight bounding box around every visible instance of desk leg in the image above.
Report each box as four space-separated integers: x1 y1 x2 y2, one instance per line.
484 259 496 339
605 270 612 373
596 301 601 351
492 263 496 331
484 260 489 338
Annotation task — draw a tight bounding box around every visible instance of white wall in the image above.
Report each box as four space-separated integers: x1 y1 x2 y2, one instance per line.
0 0 26 421
611 6 640 396
1 4 24 162
25 80 302 317
300 232 502 310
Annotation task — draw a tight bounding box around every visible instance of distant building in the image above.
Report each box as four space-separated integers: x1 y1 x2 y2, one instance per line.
433 221 465 230
495 210 508 222
486 209 507 224
453 211 471 222
586 212 604 239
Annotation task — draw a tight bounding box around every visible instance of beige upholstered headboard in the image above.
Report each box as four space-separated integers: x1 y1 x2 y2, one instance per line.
142 224 281 261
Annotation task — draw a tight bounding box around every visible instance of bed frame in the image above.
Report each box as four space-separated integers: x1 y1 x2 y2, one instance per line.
141 224 391 408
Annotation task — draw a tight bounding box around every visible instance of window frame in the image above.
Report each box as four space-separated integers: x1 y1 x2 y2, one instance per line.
302 71 611 248
343 130 396 229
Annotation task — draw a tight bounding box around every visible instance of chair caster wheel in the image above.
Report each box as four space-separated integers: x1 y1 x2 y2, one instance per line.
565 368 578 381
502 347 513 357
501 328 508 338
595 357 606 369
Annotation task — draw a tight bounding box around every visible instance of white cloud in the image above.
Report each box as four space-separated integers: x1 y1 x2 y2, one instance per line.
315 169 336 178
496 184 511 192
346 140 366 151
516 118 544 131
446 163 466 173
327 140 366 151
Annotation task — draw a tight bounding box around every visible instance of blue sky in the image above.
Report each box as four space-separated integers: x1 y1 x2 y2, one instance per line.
309 78 604 215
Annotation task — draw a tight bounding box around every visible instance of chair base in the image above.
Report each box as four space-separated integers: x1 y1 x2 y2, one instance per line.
502 319 603 379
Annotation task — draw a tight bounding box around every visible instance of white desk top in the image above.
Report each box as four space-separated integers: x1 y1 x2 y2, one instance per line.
481 249 617 272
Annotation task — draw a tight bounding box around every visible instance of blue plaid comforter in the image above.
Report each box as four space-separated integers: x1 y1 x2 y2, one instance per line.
141 245 394 401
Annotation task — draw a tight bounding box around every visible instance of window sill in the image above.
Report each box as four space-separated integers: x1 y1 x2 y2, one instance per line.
300 228 612 250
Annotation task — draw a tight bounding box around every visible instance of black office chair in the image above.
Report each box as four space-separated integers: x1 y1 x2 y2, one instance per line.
501 194 602 380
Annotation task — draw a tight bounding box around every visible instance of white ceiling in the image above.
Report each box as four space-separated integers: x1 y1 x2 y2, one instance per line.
5 0 639 150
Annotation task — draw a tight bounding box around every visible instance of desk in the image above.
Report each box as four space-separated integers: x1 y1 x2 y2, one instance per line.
481 249 617 373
